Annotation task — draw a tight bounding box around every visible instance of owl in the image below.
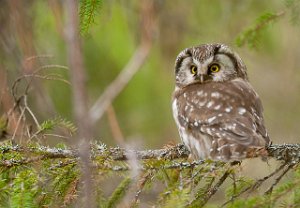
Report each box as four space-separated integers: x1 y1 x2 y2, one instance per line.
172 43 270 161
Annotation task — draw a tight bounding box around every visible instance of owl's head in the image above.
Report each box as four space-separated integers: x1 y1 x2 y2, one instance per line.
174 44 248 87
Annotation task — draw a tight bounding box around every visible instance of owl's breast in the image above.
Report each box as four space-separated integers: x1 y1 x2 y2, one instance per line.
173 81 259 128
172 80 269 161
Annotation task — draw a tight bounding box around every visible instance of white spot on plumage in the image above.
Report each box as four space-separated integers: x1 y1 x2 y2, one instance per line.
199 101 206 107
183 93 187 98
207 101 214 108
225 107 232 112
194 121 198 127
211 92 220 98
238 107 246 115
207 116 216 123
206 128 212 135
214 104 221 110
197 91 204 96
217 144 229 152
227 125 234 130
218 113 223 117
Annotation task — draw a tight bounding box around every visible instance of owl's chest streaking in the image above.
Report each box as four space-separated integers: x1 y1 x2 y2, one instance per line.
172 79 269 161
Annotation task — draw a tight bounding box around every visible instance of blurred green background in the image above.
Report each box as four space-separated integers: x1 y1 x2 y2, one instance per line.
1 0 300 148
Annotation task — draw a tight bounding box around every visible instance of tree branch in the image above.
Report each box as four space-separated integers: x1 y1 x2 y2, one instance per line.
1 143 300 164
89 0 157 123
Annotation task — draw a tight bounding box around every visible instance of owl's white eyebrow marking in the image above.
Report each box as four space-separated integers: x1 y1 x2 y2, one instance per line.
192 58 201 67
211 92 220 98
206 101 214 108
207 116 216 123
238 107 246 115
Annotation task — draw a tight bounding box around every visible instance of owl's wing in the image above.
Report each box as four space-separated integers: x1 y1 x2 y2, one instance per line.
175 79 269 160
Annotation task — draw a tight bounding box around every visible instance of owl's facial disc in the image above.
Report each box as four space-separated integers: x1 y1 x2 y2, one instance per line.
192 56 214 83
209 54 237 82
175 44 248 87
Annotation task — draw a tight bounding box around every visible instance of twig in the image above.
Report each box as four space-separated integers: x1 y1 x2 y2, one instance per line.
25 54 54 62
251 163 286 191
89 44 152 123
198 169 231 207
264 164 293 195
89 0 157 123
221 162 287 207
11 107 26 141
106 104 125 145
23 95 40 128
42 133 70 140
65 0 93 207
130 170 155 207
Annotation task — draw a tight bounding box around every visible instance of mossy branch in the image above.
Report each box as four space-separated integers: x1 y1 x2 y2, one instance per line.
1 143 300 168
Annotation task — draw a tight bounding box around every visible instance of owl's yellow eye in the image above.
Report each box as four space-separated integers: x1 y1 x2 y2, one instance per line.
190 65 197 75
209 64 220 73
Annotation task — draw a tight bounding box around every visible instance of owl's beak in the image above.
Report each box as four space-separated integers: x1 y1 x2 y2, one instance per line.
197 74 209 83
199 74 204 83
